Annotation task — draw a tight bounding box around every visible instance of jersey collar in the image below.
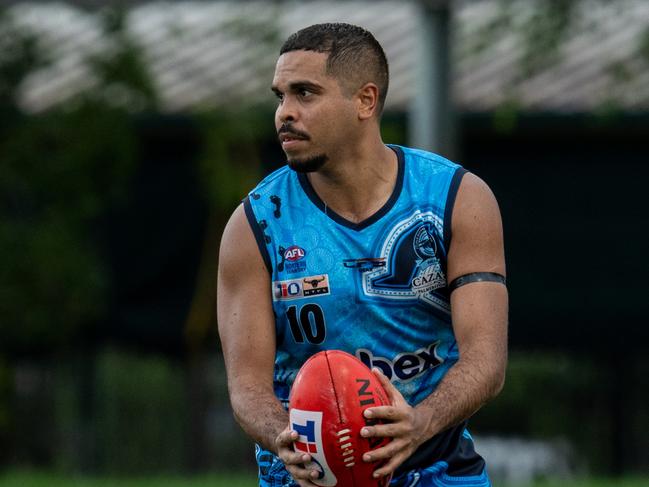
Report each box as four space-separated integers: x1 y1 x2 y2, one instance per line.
297 145 405 231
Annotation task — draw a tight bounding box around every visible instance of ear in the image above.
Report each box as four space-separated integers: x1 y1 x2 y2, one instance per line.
356 82 380 120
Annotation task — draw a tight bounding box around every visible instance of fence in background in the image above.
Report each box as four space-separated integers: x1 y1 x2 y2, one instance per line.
3 349 649 479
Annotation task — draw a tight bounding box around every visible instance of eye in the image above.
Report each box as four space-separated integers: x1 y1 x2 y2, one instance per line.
299 89 313 98
274 91 284 103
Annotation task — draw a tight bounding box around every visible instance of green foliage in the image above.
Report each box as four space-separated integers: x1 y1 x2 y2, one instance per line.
93 350 188 475
195 111 269 212
638 26 649 62
0 105 137 351
516 0 576 80
0 6 157 351
0 8 46 113
84 8 159 112
0 359 10 460
472 352 647 473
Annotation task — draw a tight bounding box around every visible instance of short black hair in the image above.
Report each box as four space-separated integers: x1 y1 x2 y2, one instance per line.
279 23 389 115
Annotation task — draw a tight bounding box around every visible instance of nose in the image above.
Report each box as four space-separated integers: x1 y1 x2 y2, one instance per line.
276 96 298 124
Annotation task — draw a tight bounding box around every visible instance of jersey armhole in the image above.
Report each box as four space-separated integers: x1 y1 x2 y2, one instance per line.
443 167 468 250
243 196 272 274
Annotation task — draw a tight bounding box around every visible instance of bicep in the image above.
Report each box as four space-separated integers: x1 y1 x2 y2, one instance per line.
217 204 276 396
447 173 508 359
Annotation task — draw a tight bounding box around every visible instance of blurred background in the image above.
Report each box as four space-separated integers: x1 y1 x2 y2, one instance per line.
1 0 648 486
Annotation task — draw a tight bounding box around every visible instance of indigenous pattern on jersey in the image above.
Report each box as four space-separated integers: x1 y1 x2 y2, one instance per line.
245 145 487 481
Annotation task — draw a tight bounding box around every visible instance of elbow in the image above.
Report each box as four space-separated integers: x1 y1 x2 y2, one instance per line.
487 361 507 400
228 386 250 428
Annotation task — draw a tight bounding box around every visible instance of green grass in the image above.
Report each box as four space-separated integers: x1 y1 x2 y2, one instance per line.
1 471 648 487
530 480 648 487
0 471 258 487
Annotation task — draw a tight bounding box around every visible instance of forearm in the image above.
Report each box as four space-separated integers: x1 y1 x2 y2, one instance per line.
230 384 289 453
416 346 506 438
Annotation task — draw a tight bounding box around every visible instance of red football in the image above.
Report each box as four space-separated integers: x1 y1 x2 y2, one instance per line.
289 350 393 487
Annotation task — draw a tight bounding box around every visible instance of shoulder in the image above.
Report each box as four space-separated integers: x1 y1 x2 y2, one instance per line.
248 164 294 198
447 172 505 278
219 204 269 280
393 144 462 172
454 173 499 216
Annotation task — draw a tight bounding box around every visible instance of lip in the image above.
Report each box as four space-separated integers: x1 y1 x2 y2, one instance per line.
279 133 308 149
282 139 305 149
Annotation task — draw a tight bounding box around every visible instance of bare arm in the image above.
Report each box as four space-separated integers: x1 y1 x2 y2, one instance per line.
361 173 508 477
416 172 508 433
217 204 287 452
218 204 321 485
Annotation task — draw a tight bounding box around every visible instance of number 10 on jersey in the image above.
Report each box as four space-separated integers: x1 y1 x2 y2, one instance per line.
286 304 327 344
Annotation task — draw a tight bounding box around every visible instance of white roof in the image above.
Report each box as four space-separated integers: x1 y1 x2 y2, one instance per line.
7 0 649 113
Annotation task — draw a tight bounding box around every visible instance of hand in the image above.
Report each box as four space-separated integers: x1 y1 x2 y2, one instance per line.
360 368 431 479
275 426 321 486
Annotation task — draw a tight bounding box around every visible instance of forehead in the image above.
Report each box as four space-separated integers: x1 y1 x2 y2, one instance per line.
272 50 331 87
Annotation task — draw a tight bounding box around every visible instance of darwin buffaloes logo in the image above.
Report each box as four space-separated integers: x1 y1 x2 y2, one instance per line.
361 212 449 313
289 409 337 486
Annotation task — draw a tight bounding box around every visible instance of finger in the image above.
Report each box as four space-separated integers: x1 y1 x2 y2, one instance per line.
371 368 406 406
362 439 403 463
279 448 312 466
276 430 313 466
363 405 403 422
295 477 320 487
285 462 323 483
276 429 299 447
372 452 408 479
361 421 405 439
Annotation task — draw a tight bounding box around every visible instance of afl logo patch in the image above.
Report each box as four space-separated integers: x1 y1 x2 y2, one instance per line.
280 245 307 273
285 246 306 262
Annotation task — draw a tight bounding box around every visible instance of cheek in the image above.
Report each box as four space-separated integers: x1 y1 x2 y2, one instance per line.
274 108 282 129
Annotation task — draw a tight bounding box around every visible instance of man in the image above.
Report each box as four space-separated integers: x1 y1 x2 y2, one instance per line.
218 23 508 487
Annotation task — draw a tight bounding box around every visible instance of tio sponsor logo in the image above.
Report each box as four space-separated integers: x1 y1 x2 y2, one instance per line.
292 419 319 454
285 245 306 262
356 342 443 382
289 409 337 486
276 281 302 299
273 275 331 301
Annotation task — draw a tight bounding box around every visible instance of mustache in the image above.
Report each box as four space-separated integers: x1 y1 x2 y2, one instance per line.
277 124 310 140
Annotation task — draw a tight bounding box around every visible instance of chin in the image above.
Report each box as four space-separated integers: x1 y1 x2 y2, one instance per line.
287 154 329 173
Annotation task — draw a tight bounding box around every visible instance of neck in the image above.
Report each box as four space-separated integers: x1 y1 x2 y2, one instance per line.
306 135 398 224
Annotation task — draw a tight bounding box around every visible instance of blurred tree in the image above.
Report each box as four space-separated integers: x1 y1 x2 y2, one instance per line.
181 5 286 353
0 4 164 470
0 6 156 354
183 111 269 353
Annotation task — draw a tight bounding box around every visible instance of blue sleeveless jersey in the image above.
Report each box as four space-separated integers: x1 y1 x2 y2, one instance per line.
245 145 487 479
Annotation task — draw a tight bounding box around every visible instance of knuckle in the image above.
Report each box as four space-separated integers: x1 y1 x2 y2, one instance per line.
285 465 304 478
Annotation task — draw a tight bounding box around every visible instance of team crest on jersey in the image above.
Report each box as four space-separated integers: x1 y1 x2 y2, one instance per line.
273 274 330 301
411 225 446 295
360 212 449 312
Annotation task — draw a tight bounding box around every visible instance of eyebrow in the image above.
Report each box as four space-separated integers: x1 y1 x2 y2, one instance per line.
271 80 324 94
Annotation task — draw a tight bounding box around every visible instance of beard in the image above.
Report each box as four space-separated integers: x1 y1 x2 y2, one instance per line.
287 153 329 173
